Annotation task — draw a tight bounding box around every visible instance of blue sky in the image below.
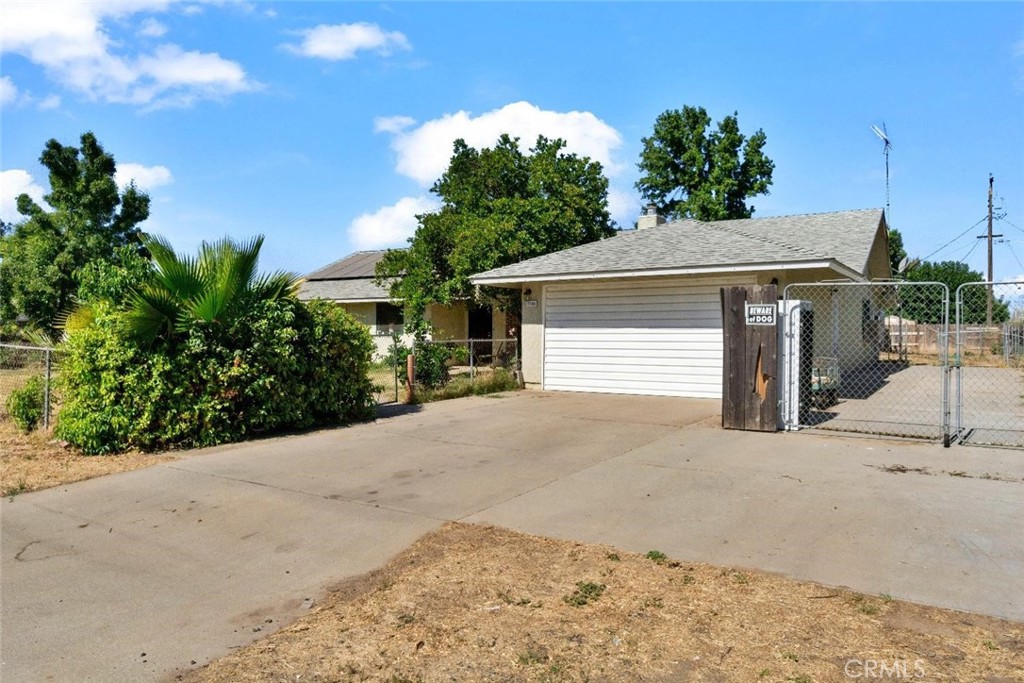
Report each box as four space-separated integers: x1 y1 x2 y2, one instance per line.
2 1 1023 281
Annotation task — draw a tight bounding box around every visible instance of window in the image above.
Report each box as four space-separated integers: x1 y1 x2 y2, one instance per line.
375 302 404 335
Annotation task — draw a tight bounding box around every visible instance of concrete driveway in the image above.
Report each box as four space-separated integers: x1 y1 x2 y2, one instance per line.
3 391 1023 682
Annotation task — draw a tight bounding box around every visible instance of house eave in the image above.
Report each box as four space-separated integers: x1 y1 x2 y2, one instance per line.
471 260 865 287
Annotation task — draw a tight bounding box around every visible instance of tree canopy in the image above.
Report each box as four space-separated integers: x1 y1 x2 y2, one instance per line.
905 260 1009 324
0 132 149 332
635 106 774 221
888 227 907 277
376 134 615 333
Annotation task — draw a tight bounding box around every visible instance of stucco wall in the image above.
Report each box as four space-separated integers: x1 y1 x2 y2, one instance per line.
492 308 509 341
426 304 467 340
520 284 543 386
340 302 374 326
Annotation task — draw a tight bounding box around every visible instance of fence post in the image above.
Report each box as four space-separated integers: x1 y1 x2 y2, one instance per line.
469 339 475 379
406 352 416 403
43 347 52 429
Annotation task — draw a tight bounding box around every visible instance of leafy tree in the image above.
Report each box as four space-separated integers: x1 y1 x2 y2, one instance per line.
904 260 1009 324
888 227 907 277
376 134 615 337
635 106 774 221
0 132 149 331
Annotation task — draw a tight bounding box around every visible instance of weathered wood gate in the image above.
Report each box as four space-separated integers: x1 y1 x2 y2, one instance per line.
721 285 778 431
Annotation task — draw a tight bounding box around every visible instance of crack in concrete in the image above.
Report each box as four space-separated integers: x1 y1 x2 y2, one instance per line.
14 540 40 561
159 465 449 523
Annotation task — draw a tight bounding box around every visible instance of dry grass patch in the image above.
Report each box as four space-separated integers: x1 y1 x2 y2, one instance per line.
0 420 173 496
184 523 1023 683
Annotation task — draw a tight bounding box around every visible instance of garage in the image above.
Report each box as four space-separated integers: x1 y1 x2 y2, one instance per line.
470 208 892 398
543 279 745 398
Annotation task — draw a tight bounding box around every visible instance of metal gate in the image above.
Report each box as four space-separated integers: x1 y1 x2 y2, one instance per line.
954 281 1024 448
782 282 951 442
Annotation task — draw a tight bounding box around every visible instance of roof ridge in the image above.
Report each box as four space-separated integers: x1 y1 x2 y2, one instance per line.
735 207 882 222
712 221 828 261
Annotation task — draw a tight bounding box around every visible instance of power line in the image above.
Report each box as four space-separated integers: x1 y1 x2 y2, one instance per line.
996 215 1024 237
1006 241 1024 276
957 237 982 265
921 216 987 261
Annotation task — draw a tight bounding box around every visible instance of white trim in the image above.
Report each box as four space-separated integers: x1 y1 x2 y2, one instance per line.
473 259 864 286
539 283 546 388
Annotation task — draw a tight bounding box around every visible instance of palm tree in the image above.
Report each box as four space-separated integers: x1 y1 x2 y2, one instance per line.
125 234 300 344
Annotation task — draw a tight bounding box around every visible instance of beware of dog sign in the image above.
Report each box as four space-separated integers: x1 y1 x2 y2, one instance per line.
744 303 776 326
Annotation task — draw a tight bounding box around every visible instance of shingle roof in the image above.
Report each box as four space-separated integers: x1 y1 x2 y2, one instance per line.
299 249 394 301
298 278 391 301
471 209 886 283
305 250 389 280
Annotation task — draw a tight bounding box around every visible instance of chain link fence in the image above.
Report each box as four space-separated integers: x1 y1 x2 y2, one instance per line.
0 343 59 429
367 336 404 404
412 338 519 387
782 282 951 441
954 281 1024 448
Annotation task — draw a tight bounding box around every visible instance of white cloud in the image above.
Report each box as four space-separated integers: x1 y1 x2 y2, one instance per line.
379 101 625 186
348 195 439 250
0 75 63 110
607 186 641 229
0 1 257 108
138 17 168 38
373 115 416 134
283 22 410 61
0 169 47 222
37 94 61 110
0 76 19 108
115 163 173 190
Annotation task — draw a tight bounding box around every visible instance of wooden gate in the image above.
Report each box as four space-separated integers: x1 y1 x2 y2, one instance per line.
721 285 778 431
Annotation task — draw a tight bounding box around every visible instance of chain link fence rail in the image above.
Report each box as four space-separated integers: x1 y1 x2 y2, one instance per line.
954 281 1024 448
0 343 59 429
783 282 951 441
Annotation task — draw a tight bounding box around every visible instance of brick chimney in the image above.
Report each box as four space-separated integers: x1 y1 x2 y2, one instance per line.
637 204 666 230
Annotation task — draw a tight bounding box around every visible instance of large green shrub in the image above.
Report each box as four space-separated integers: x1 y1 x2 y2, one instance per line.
56 298 375 454
6 374 45 432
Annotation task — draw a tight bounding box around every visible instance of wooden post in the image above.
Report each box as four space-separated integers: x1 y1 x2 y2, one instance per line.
721 285 779 432
406 353 416 403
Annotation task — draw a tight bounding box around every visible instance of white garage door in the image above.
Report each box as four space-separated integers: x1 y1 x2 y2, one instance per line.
543 278 744 398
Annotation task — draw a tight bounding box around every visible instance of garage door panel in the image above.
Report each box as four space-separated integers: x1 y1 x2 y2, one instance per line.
545 347 721 360
550 295 718 310
546 283 721 299
543 279 737 399
545 331 721 341
547 314 721 328
544 378 721 398
545 366 721 382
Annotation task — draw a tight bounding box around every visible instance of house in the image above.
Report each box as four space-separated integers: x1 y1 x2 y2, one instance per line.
298 250 506 358
470 208 892 398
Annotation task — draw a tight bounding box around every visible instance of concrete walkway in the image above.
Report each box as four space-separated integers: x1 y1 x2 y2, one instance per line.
2 391 1022 682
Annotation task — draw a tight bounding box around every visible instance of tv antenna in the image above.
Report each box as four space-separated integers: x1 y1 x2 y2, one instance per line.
871 123 892 223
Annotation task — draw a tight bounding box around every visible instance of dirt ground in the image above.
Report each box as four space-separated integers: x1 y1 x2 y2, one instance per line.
0 421 173 497
184 523 1023 683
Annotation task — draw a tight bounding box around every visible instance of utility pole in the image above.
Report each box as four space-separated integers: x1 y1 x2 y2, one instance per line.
987 174 994 325
977 175 1003 325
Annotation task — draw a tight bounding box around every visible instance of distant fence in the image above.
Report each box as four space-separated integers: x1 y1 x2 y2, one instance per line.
886 319 1024 365
0 343 59 428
